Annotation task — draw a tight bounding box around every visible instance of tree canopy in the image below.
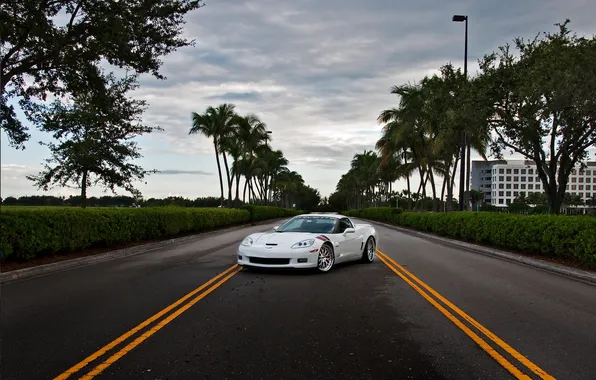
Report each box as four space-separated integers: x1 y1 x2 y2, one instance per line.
1 0 204 149
189 103 322 210
26 73 160 208
478 20 596 213
331 20 595 214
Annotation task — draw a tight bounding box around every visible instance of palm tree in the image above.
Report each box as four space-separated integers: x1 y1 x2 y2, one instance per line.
207 103 239 207
276 170 304 208
224 137 244 202
234 114 269 204
351 150 380 207
189 111 225 206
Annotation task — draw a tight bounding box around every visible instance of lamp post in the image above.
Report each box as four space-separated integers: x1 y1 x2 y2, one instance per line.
452 14 468 211
265 130 272 205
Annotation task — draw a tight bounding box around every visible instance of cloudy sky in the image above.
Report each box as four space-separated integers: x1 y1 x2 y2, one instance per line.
2 0 595 200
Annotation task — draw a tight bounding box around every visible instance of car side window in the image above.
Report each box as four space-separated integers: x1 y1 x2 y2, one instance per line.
338 218 352 233
344 218 354 229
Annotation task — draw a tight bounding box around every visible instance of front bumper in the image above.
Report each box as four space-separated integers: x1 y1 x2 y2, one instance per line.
237 245 319 269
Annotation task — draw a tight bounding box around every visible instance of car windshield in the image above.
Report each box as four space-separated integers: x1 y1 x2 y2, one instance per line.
276 216 337 233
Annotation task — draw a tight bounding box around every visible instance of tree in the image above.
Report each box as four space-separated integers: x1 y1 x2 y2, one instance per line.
478 20 596 214
189 105 231 207
468 189 485 211
26 73 159 208
1 0 204 149
233 113 269 202
294 184 321 211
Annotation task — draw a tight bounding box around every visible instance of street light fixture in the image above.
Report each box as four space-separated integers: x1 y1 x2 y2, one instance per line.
452 14 468 211
265 130 272 205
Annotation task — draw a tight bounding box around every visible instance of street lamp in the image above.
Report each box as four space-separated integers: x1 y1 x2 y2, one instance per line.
452 14 468 211
265 130 272 205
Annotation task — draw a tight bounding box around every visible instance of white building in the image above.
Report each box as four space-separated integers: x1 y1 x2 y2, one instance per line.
471 159 596 208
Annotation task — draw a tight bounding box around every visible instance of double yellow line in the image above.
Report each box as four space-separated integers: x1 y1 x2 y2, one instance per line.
376 249 556 380
54 264 242 380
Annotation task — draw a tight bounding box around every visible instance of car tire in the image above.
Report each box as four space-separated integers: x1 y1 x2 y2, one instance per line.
361 237 375 263
317 243 335 272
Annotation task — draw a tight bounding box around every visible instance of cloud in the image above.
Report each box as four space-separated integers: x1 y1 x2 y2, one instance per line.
155 169 212 175
4 0 596 198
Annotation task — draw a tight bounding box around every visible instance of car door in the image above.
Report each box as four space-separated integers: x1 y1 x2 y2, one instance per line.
336 218 361 259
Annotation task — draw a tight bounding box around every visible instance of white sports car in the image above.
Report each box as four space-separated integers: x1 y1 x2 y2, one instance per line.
237 213 377 272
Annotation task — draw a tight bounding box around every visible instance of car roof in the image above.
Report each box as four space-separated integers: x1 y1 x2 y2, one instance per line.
295 213 346 219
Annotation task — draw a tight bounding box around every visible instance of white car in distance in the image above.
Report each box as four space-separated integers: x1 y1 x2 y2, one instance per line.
237 214 377 272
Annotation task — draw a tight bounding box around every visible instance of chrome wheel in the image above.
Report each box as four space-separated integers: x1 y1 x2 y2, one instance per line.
362 238 375 263
317 244 335 272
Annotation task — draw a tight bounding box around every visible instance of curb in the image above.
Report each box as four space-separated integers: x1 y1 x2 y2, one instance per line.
358 218 596 286
1 218 286 284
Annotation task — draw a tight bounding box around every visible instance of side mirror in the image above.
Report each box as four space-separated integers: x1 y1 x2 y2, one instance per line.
343 228 355 235
273 226 279 231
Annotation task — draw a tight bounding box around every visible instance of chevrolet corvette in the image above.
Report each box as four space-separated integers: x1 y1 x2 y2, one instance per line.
237 213 377 272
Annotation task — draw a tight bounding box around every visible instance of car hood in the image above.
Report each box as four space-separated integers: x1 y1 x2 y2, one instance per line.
253 232 326 247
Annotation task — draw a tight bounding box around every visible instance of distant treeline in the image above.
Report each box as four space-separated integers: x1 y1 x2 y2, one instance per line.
0 195 225 208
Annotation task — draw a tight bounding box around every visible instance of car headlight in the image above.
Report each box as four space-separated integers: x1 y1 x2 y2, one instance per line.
291 239 315 249
241 237 254 246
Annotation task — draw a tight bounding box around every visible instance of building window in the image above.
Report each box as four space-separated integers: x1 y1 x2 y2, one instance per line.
572 177 577 183
529 169 534 175
506 199 511 205
528 177 533 182
499 176 504 181
586 170 591 175
521 184 526 189
506 169 512 174
572 184 577 190
536 184 541 189
520 176 526 182
514 176 519 182
572 170 577 175
521 169 526 174
535 177 540 182
499 184 504 189
506 184 512 189
579 177 584 183
579 185 584 190
499 168 504 174
506 176 512 181
514 184 519 189
587 185 591 190
499 191 504 196
528 184 534 189
587 178 591 183
514 191 519 196
506 191 511 196
514 169 519 174
499 199 504 204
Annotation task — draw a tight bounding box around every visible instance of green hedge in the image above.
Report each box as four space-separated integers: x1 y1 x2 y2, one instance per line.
240 205 304 222
0 206 299 261
344 209 596 268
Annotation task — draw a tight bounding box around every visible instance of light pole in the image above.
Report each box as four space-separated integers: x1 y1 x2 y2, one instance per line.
265 130 272 205
452 14 468 211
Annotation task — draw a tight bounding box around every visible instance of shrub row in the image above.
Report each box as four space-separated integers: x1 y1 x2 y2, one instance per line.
239 205 304 222
344 208 596 268
0 206 301 261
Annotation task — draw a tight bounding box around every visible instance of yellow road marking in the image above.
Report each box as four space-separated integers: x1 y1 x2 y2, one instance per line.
376 250 556 380
376 253 532 379
54 264 240 380
379 251 555 380
80 266 242 379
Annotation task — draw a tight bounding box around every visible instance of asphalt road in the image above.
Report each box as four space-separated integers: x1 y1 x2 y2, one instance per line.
1 218 595 380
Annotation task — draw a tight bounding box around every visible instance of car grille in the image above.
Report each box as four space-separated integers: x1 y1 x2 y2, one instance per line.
248 257 290 265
